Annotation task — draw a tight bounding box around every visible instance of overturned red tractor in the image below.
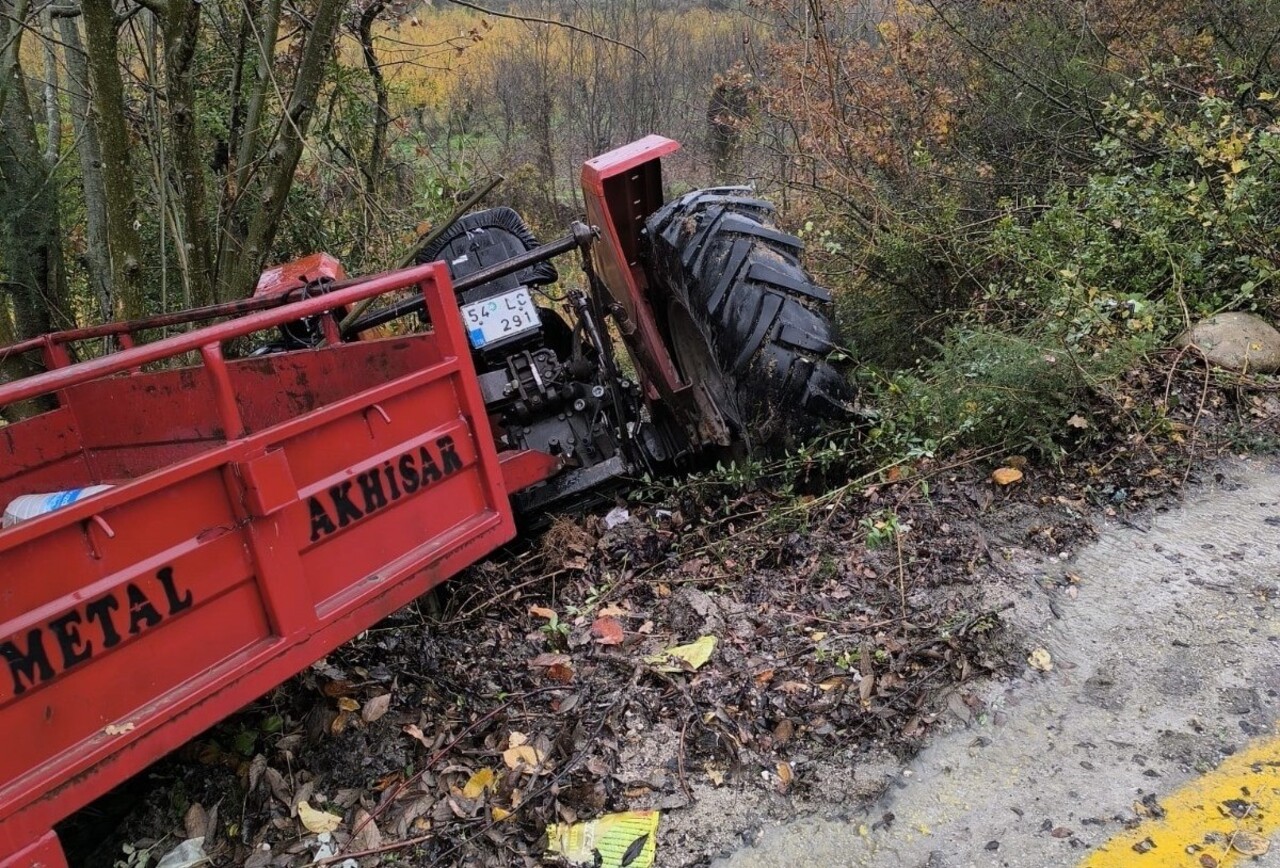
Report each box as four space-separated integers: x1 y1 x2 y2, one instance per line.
0 136 849 866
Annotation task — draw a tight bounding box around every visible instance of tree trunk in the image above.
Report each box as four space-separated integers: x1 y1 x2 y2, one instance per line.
0 0 69 407
38 7 60 168
357 0 389 198
215 0 281 293
57 13 112 318
218 0 344 300
233 0 281 195
81 0 147 318
162 0 215 306
0 0 28 119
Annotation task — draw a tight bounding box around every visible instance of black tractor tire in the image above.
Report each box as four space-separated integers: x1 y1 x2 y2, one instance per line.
644 188 853 450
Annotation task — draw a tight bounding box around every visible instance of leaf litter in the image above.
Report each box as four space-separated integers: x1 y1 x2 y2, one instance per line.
80 460 1028 868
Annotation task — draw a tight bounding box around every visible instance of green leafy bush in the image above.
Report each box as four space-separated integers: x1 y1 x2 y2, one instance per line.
855 78 1280 460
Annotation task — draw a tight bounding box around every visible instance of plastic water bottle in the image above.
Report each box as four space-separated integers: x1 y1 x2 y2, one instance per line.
3 485 114 528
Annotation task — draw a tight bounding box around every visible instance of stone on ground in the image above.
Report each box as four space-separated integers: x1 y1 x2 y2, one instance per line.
1177 311 1280 373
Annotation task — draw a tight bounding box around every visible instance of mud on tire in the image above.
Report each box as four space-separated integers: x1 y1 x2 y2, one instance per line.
644 188 853 448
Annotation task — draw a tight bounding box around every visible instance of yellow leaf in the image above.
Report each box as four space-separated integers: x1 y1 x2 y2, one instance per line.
337 696 360 712
491 806 513 822
1231 158 1247 174
643 635 717 673
992 467 1024 486
503 745 543 769
462 767 495 799
1028 648 1053 672
297 800 342 834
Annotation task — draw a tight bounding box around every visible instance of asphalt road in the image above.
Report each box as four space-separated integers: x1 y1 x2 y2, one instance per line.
717 456 1280 868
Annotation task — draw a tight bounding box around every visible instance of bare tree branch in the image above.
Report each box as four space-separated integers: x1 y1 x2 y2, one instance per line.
445 0 646 60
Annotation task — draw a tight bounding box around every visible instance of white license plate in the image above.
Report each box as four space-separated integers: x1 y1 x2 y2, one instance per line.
459 288 540 348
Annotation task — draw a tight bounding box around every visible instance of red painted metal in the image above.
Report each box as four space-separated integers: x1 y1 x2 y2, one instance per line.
499 448 563 492
254 252 346 298
581 135 686 402
2 833 64 868
0 263 519 866
0 255 351 364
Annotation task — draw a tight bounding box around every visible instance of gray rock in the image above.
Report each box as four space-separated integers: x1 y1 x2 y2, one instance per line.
1177 311 1280 373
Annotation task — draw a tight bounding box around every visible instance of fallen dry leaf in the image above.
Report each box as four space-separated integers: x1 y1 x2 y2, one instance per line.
591 616 625 645
462 767 495 799
403 723 432 749
1066 414 1089 429
529 652 571 668
1028 648 1053 672
776 761 793 792
491 806 512 822
336 696 359 712
361 693 391 723
545 662 574 683
859 672 876 703
992 467 1024 486
503 744 543 769
1231 830 1270 856
350 808 381 852
297 800 342 834
529 605 557 620
183 803 209 840
321 679 357 697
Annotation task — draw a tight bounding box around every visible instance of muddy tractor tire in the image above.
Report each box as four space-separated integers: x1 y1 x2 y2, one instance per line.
644 188 852 449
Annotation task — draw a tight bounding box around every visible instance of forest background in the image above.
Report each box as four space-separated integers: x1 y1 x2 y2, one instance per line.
2 0 1279 457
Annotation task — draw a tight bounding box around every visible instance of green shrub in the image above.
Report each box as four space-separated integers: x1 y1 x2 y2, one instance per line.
854 79 1280 460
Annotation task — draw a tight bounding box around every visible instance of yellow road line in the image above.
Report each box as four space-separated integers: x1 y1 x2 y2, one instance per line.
1079 729 1280 867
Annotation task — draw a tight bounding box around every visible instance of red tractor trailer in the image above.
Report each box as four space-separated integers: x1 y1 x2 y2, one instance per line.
0 137 849 866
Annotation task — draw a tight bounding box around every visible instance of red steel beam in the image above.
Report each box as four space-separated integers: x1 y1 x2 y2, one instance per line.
0 263 448 410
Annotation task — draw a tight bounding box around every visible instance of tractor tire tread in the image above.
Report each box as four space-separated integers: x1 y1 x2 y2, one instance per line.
644 189 852 447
